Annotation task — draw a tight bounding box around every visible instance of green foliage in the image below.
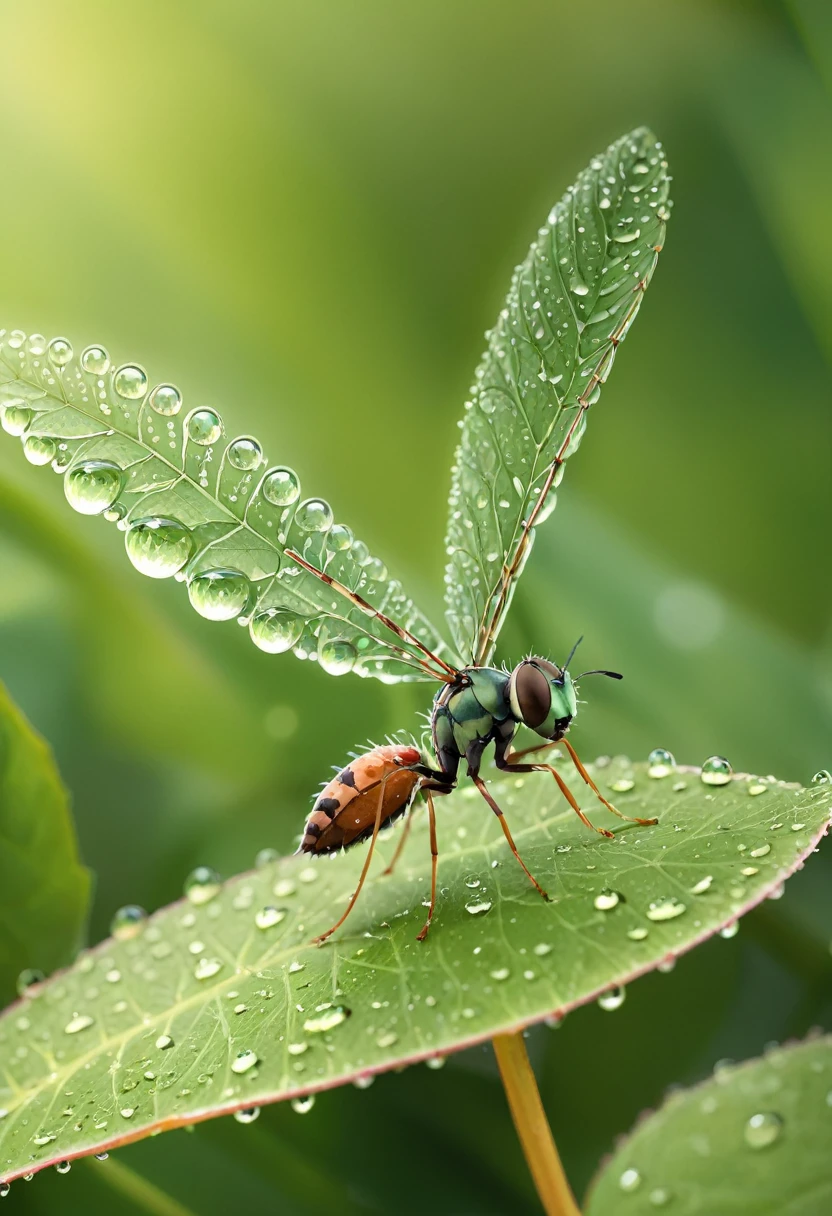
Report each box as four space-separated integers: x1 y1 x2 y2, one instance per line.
0 334 451 684
0 679 89 1007
585 1035 832 1214
444 128 670 665
0 760 827 1180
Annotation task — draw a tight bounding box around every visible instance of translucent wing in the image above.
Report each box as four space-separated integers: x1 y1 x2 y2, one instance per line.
444 128 671 666
0 331 456 683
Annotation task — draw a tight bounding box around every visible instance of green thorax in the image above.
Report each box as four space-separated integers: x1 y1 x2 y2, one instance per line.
433 666 512 762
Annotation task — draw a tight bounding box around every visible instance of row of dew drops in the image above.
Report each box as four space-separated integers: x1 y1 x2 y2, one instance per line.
4 757 830 1193
0 330 394 677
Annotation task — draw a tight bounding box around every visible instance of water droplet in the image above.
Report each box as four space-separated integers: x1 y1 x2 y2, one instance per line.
287 1042 307 1055
744 1111 782 1149
329 524 353 551
303 1006 349 1033
610 777 635 793
720 920 739 939
376 1031 398 1048
647 896 686 922
80 345 110 375
227 438 262 471
274 878 297 897
95 1153 109 1161
184 866 222 904
594 889 620 911
490 968 510 981
701 756 732 786
120 1107 135 1119
598 985 626 1011
155 1034 174 1050
649 1187 672 1206
148 384 182 416
533 943 552 957
0 1181 9 1197
125 517 192 578
188 569 250 621
254 906 286 930
748 783 767 796
250 608 305 654
647 748 675 778
627 927 649 941
749 844 771 859
319 639 357 676
1 403 32 435
234 1107 260 1124
48 337 73 367
291 1095 315 1114
186 408 222 445
571 280 590 297
231 1049 258 1074
114 365 148 399
353 1074 375 1090
295 498 333 532
194 958 223 980
23 435 57 466
110 905 148 941
690 875 713 895
17 968 45 996
65 460 124 515
812 770 831 785
262 467 300 506
465 900 492 916
619 1167 641 1192
64 1013 95 1034
55 1161 71 1175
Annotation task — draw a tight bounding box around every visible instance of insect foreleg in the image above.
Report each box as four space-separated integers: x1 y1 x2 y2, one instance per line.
560 738 658 827
470 774 549 900
416 789 439 942
497 756 615 838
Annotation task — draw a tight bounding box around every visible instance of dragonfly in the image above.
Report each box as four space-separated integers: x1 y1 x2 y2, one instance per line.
0 128 670 943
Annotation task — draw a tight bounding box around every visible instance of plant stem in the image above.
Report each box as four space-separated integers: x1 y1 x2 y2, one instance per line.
493 1031 580 1216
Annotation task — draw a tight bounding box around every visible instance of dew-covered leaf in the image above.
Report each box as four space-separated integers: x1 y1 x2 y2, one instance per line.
0 679 90 1007
444 128 671 665
0 759 828 1182
0 332 455 683
585 1035 832 1214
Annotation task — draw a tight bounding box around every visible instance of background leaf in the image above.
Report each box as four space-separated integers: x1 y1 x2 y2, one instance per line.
0 760 828 1183
0 331 451 684
443 127 670 664
585 1034 832 1214
0 679 89 1007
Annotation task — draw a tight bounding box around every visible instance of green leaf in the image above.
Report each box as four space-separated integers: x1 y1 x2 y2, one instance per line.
585 1034 832 1214
444 127 671 665
0 679 90 1006
0 332 454 683
0 759 828 1181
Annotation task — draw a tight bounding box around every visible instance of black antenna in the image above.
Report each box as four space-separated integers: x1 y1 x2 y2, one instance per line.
561 635 584 671
575 669 623 681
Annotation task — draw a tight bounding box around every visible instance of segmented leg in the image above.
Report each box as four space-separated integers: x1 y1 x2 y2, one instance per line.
471 774 550 900
382 800 418 877
561 738 657 827
416 790 439 942
500 759 614 838
313 774 391 945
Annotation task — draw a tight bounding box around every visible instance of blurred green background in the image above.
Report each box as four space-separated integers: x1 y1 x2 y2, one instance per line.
1 0 831 1211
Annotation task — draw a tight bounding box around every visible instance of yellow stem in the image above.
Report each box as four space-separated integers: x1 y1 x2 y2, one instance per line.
493 1032 580 1216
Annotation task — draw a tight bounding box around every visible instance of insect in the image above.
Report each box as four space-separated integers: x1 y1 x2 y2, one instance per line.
0 129 670 945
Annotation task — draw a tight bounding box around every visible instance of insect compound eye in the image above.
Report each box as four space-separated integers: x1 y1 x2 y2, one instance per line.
509 660 553 729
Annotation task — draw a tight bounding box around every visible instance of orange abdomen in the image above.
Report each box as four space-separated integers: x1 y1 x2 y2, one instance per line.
299 744 422 855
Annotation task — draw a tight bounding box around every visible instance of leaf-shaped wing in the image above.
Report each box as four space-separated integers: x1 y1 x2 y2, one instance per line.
0 331 456 683
444 128 671 665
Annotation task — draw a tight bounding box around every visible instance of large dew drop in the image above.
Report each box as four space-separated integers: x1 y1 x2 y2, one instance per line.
598 986 626 1011
230 1049 258 1075
262 466 300 506
249 608 304 654
701 756 733 786
234 1107 260 1124
184 866 222 905
294 498 333 532
647 748 675 778
23 435 57 466
125 518 192 579
646 896 686 922
227 438 262 471
1 403 33 436
186 408 223 446
114 365 148 400
80 345 110 375
303 1006 349 1033
148 384 182 416
65 461 124 516
110 905 148 941
744 1111 783 1149
48 337 73 367
188 569 250 621
318 639 357 676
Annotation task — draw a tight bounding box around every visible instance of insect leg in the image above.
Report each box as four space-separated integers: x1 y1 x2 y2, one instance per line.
471 774 549 900
285 548 458 683
416 789 439 942
496 752 614 838
381 799 418 877
312 774 392 945
561 738 658 827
